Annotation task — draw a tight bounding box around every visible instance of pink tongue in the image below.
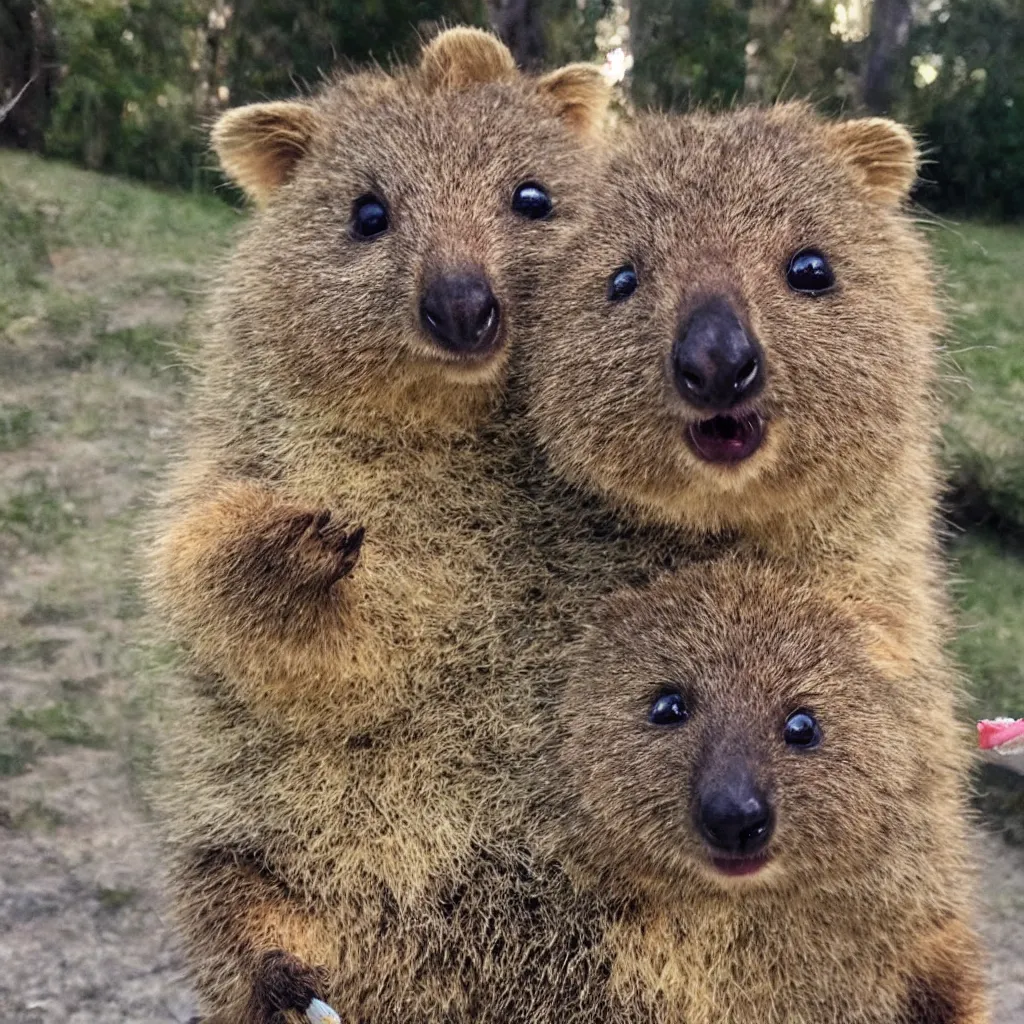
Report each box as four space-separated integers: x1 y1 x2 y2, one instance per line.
689 415 761 463
712 856 766 877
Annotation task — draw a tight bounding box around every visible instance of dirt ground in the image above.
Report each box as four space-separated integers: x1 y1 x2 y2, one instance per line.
1 212 1023 1022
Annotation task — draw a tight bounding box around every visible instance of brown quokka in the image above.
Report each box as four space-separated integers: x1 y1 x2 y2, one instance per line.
145 28 628 1024
522 103 949 668
555 558 987 1024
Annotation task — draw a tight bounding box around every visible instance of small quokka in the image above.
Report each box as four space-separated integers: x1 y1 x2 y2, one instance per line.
555 558 988 1024
521 103 949 669
145 28 627 1024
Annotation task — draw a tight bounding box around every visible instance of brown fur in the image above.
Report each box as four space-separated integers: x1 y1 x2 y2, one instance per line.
146 28 637 1024
150 91 972 1023
522 103 948 671
554 559 987 1024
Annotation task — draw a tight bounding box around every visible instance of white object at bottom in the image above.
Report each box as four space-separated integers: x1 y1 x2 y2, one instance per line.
306 997 342 1024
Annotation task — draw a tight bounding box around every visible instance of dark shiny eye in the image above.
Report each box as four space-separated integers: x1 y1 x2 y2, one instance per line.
608 264 638 302
783 710 822 749
786 249 834 294
650 691 689 726
351 194 389 239
511 182 553 220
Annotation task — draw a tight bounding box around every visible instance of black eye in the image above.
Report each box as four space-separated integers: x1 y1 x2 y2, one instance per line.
511 182 553 220
786 249 834 294
607 265 638 302
783 710 822 749
351 194 389 239
650 691 689 726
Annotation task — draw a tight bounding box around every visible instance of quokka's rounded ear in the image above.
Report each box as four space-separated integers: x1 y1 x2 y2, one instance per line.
211 101 320 206
825 117 919 206
536 64 612 139
418 26 517 92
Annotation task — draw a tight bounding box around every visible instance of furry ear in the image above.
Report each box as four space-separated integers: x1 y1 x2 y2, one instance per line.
212 101 319 205
536 64 611 139
826 117 919 206
418 27 517 92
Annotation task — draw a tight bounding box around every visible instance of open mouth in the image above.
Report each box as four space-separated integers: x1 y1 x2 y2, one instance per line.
710 852 771 878
687 411 765 465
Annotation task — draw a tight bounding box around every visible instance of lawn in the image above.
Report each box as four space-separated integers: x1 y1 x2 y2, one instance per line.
938 221 1024 538
0 153 239 1018
931 220 1024 723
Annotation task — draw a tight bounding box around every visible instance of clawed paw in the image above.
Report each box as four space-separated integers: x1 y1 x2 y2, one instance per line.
266 507 365 590
303 510 365 587
249 949 329 1024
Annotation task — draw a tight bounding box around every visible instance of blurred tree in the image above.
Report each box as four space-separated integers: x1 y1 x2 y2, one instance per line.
630 0 750 109
487 0 545 65
744 0 855 109
628 0 853 111
0 0 58 150
861 0 911 112
541 0 611 64
899 0 1024 217
44 0 210 187
227 0 486 104
485 0 608 67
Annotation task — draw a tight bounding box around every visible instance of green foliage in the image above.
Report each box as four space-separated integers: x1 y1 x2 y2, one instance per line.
543 0 611 65
900 0 1024 218
45 0 210 190
628 0 856 112
226 0 486 104
0 0 1017 220
744 0 855 109
630 0 750 110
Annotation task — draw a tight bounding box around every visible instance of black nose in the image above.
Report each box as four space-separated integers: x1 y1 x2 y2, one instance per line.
672 297 764 410
697 778 774 856
419 273 502 356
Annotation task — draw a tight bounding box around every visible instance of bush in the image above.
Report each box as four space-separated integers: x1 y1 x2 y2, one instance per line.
44 0 210 190
225 0 486 107
630 0 749 110
901 0 1024 219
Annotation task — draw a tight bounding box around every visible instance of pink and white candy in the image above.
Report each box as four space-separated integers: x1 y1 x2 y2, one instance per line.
978 718 1024 756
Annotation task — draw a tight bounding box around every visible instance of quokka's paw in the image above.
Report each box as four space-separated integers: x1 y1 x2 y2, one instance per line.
262 508 365 591
248 948 330 1024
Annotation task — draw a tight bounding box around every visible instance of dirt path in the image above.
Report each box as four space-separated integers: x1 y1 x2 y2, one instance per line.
0 169 1022 1021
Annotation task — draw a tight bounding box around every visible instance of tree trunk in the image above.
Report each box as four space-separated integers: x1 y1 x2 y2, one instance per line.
0 0 58 150
486 0 545 69
861 0 912 114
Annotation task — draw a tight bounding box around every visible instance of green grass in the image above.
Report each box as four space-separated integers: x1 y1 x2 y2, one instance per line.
0 406 37 451
951 532 1024 718
0 473 84 552
0 149 238 360
931 222 1024 771
933 221 1024 532
0 737 39 777
0 150 239 265
96 885 138 911
75 324 182 372
8 700 107 749
9 800 66 832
